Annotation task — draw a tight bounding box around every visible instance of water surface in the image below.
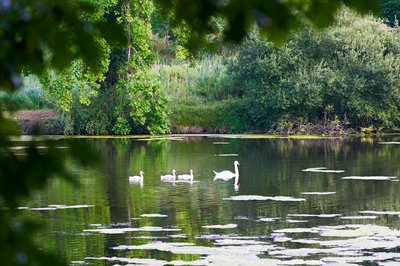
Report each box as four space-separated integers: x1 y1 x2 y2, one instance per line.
17 135 400 265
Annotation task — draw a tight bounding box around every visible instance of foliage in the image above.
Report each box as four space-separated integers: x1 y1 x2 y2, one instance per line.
44 0 168 135
0 1 386 266
0 0 123 92
41 56 110 110
113 116 131 135
111 0 168 134
151 2 170 37
0 76 53 110
380 0 400 25
0 1 122 265
42 1 167 135
37 0 114 135
227 7 400 132
41 55 110 134
0 89 52 111
156 0 381 51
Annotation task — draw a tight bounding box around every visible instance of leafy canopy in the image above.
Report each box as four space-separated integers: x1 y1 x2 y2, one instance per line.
0 0 124 91
227 7 400 132
156 0 381 50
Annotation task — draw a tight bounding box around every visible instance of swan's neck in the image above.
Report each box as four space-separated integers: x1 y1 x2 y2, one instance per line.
234 164 239 185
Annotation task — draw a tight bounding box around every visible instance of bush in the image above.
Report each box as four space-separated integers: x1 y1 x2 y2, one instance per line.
226 8 400 132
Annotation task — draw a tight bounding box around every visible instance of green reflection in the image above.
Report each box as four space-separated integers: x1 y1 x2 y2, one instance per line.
18 135 400 264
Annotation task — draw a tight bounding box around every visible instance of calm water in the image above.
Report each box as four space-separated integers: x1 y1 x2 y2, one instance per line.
17 135 400 265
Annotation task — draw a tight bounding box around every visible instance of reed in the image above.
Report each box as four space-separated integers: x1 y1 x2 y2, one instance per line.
151 55 232 103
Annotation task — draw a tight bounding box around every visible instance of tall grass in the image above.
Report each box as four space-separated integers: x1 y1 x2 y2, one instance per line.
0 75 53 110
151 55 233 103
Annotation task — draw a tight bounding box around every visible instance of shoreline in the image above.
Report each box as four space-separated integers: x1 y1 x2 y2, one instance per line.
11 133 400 141
9 110 400 137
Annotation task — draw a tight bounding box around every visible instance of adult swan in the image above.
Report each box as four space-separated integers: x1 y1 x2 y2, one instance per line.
161 169 176 182
178 169 194 182
213 161 240 187
129 171 144 186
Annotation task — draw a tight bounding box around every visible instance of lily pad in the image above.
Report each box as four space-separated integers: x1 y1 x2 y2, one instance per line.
302 167 345 173
202 224 237 229
223 195 306 202
341 176 397 181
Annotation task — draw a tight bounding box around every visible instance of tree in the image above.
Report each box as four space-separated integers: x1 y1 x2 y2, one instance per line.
42 0 168 135
380 0 400 25
156 0 381 51
0 1 123 265
112 0 168 134
227 7 400 133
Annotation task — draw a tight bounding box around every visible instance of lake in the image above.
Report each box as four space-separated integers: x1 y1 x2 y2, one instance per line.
18 135 400 265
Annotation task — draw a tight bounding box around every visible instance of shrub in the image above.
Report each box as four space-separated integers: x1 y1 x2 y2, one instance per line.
227 7 400 132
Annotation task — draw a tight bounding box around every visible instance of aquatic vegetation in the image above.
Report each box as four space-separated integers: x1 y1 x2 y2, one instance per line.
340 216 378 220
286 219 308 223
301 192 336 195
257 218 281 222
202 224 237 229
84 226 182 234
359 210 400 215
23 205 94 211
341 176 398 180
287 214 341 218
223 195 306 202
302 167 345 173
140 213 168 218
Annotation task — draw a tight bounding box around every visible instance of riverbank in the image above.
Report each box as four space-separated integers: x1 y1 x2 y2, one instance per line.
9 110 63 135
11 109 399 136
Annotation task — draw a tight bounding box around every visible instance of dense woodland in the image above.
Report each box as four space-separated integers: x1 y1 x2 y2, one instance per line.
2 0 400 135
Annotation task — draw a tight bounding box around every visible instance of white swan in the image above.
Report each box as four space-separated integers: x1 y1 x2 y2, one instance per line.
214 161 240 187
129 171 144 185
178 169 194 182
161 169 176 182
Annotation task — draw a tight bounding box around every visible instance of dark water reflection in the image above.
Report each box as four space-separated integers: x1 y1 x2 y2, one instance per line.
18 135 400 265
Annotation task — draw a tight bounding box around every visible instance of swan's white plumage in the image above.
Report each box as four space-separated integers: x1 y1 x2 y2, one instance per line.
161 169 176 182
213 170 235 180
213 161 240 186
129 171 144 184
178 169 194 182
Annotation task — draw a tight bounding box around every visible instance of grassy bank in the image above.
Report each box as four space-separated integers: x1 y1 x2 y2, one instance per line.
168 99 247 133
